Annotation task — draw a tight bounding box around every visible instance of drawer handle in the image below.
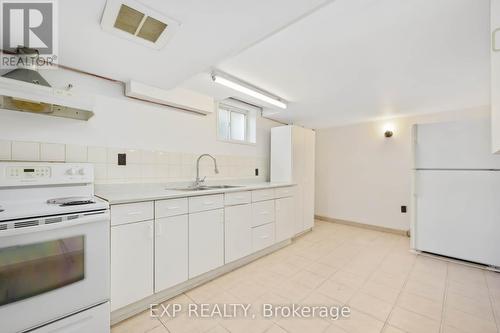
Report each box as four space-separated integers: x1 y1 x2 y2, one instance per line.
167 206 179 210
127 211 143 216
260 235 270 239
204 201 215 205
260 211 270 215
156 223 163 237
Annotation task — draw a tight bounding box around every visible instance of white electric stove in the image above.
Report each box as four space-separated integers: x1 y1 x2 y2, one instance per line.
0 162 110 333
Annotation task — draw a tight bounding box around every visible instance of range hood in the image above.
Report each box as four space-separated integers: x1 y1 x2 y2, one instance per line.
0 48 94 121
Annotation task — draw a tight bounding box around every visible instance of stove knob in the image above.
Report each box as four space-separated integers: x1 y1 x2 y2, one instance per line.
67 167 77 176
78 168 85 175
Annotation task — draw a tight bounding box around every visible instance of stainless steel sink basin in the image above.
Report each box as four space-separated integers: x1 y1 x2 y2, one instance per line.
205 185 242 189
167 185 242 191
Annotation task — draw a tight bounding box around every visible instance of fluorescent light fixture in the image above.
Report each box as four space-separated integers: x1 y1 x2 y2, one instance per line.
212 73 287 109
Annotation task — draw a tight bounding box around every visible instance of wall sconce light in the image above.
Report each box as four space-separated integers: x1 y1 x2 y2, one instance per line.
383 123 395 138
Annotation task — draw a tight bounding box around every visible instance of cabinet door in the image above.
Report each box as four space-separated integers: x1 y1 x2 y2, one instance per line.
111 221 153 311
292 127 305 233
189 209 224 278
492 0 500 153
303 129 316 229
276 197 295 242
251 200 275 227
225 204 252 263
293 185 305 234
252 223 276 252
155 215 188 292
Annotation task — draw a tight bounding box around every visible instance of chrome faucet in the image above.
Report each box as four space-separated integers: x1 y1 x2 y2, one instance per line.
193 154 219 188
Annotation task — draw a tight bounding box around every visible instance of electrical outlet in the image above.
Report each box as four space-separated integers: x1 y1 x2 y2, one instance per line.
118 153 126 166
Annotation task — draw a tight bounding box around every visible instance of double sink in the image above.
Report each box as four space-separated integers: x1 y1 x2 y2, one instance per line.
168 185 242 192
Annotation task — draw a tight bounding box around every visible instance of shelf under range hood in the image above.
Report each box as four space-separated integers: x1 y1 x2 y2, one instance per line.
0 76 94 121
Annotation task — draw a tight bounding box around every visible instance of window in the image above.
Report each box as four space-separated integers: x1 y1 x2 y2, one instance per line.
217 100 257 144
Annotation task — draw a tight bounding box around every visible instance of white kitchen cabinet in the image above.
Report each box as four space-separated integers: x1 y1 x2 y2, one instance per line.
225 204 252 263
111 220 153 311
225 191 251 206
155 198 188 218
189 209 224 278
492 0 500 153
275 197 295 242
251 200 275 227
275 186 295 198
251 189 275 202
188 194 224 213
110 201 154 226
155 215 188 292
271 126 315 233
252 222 275 252
303 129 316 229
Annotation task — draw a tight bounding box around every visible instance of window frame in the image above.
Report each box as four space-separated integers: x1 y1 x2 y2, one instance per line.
217 101 257 146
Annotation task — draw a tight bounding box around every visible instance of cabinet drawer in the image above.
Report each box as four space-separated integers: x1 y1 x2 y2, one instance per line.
225 191 251 206
155 198 188 218
111 201 154 226
252 222 275 252
275 186 295 198
189 194 224 213
252 189 276 202
252 200 275 227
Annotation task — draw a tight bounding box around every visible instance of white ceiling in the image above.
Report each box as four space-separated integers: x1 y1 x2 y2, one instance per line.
51 0 492 128
57 0 330 90
183 0 491 128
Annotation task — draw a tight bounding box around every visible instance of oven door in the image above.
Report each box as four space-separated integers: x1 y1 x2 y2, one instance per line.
0 210 110 333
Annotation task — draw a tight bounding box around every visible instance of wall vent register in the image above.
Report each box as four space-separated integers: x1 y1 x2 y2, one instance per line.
101 0 180 49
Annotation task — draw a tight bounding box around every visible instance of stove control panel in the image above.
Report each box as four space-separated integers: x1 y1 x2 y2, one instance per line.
7 166 51 179
0 162 94 187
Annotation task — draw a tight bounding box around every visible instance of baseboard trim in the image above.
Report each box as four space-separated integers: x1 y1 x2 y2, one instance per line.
315 215 408 236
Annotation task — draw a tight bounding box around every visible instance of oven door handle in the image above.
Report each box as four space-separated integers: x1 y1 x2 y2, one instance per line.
0 211 110 237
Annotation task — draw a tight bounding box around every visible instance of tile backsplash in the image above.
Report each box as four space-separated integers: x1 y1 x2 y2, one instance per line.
0 140 269 184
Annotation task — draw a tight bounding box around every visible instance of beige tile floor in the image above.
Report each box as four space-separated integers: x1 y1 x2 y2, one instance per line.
112 221 500 333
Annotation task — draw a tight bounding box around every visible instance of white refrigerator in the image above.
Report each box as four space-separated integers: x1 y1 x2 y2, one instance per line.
413 118 500 267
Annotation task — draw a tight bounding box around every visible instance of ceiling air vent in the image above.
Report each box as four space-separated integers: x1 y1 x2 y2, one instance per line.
101 0 179 49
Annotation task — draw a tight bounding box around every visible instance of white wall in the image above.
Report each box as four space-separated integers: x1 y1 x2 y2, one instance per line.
0 68 277 156
0 68 281 183
315 106 490 231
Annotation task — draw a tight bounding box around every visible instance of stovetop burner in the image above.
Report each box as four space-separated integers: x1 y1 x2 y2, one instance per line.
47 197 96 207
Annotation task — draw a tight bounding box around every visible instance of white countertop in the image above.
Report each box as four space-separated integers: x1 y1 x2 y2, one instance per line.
95 181 295 205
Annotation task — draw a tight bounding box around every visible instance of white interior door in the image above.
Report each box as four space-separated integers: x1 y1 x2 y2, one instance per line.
416 170 500 267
